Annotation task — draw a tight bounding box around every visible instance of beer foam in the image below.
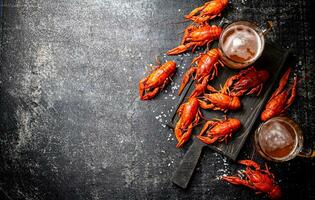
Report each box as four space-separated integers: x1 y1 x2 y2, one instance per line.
221 24 263 63
258 121 298 159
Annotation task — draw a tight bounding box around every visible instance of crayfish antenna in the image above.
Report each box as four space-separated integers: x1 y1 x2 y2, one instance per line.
173 18 191 25
155 56 162 66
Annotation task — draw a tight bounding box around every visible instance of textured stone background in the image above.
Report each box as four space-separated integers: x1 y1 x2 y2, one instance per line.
0 0 314 199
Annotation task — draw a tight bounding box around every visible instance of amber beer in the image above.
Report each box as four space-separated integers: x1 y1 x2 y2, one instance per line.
254 117 304 162
218 21 265 69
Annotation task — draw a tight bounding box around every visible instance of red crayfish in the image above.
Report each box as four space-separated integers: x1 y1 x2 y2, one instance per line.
261 68 297 121
178 48 223 97
174 97 202 148
197 116 241 145
167 23 222 55
185 0 228 24
139 61 176 100
199 85 241 112
222 66 270 97
222 160 282 199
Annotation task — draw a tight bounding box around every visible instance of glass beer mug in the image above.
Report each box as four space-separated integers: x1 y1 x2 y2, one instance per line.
254 116 315 162
218 21 271 69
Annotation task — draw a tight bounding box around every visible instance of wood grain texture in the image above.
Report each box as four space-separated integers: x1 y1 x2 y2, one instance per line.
0 0 314 200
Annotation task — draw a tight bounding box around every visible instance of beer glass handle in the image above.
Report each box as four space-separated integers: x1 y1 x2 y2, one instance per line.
297 146 315 158
261 21 274 36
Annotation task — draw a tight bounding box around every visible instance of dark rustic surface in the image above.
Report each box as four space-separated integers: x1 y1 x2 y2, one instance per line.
0 0 314 200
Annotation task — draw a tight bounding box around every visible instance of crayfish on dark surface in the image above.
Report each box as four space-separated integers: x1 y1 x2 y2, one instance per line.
185 0 228 24
139 61 176 100
167 23 222 55
174 97 202 148
221 66 270 97
197 116 241 145
199 85 241 112
222 160 282 200
178 48 223 97
261 68 297 121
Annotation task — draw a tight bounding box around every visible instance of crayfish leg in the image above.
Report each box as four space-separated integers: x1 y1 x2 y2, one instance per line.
247 84 263 96
221 75 237 95
199 99 215 110
262 163 276 179
191 41 207 53
206 85 218 93
197 135 218 145
198 121 216 136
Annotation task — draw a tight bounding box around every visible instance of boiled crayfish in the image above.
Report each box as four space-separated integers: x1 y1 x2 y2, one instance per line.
222 66 269 97
139 61 176 100
197 116 241 145
178 48 223 97
174 97 202 148
199 85 241 112
261 68 297 121
167 23 222 55
222 160 282 199
185 0 228 24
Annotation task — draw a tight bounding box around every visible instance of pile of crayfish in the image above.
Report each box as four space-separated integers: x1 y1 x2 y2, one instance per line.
137 1 301 199
173 66 271 147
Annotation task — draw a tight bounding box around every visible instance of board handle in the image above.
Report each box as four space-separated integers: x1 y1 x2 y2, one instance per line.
171 139 206 188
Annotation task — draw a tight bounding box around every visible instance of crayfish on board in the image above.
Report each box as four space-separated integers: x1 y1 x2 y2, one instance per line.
178 48 223 97
167 23 222 55
139 61 176 100
185 0 228 24
222 160 282 199
197 116 241 145
199 85 241 112
221 66 269 97
261 68 297 121
174 97 203 148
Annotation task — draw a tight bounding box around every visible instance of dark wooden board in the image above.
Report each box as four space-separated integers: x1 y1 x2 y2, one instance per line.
169 42 291 160
168 42 291 188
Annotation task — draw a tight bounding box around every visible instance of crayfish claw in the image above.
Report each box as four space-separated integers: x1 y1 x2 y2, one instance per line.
238 160 260 170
